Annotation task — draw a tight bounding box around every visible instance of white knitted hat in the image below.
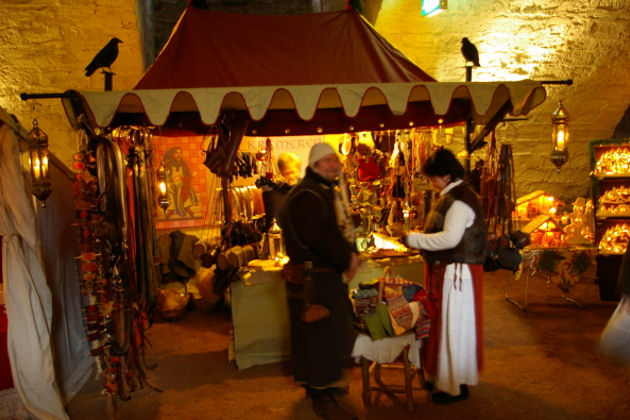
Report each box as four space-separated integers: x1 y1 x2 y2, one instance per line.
308 142 337 168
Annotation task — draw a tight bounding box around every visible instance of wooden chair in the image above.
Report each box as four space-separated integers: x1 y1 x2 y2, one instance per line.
360 345 427 411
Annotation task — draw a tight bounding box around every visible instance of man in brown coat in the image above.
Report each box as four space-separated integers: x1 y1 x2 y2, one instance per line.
279 142 359 419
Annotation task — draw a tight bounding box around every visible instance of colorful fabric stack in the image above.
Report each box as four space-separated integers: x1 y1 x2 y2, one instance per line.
351 269 433 341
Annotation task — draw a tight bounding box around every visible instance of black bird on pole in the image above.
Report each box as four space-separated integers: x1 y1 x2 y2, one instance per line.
461 37 480 67
85 38 123 77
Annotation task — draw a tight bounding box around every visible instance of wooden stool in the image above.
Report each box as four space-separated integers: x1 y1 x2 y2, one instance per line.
360 346 426 411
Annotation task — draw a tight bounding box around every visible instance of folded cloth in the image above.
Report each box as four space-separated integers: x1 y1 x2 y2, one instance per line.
388 301 420 336
364 303 394 340
386 293 413 330
403 283 422 301
351 332 421 368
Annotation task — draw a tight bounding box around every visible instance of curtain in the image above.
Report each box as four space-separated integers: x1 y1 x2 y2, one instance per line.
37 156 92 402
0 122 68 419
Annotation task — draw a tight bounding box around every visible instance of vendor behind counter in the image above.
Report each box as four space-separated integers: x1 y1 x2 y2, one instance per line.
260 152 302 231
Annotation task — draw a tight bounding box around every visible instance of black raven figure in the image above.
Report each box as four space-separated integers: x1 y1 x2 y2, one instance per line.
461 37 480 67
85 38 123 77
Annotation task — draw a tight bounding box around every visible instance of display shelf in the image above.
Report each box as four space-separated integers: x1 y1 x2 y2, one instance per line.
591 144 630 177
596 212 630 219
593 177 630 216
590 139 630 301
595 218 630 245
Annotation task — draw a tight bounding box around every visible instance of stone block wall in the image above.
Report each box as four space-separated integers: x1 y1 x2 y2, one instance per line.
372 0 630 201
1 0 629 203
0 0 145 168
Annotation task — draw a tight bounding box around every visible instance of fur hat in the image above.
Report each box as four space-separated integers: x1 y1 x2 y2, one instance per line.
308 142 337 168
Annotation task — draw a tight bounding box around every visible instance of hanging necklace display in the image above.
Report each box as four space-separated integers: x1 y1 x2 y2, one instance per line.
74 125 162 401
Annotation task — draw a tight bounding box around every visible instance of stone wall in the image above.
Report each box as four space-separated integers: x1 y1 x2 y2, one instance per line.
0 0 145 168
1 0 629 203
372 0 630 202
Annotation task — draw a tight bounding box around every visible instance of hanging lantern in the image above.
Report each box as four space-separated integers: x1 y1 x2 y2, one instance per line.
156 162 169 212
550 102 570 171
27 119 52 207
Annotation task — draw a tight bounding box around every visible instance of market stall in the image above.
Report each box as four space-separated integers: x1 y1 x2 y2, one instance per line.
38 5 549 389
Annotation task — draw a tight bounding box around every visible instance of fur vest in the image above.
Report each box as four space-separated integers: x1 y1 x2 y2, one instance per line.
421 182 488 265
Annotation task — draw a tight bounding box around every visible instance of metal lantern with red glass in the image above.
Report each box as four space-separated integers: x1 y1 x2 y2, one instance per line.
27 119 52 207
550 102 570 171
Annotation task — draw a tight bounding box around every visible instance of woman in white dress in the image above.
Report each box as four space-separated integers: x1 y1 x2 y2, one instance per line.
403 148 488 404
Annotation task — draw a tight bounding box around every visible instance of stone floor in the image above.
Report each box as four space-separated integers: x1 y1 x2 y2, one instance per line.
66 270 630 420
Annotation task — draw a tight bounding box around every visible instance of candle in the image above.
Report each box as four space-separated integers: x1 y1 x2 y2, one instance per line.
556 130 565 150
41 154 48 179
32 154 41 180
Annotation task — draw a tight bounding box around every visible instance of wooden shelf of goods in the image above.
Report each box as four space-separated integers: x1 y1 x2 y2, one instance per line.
590 139 630 301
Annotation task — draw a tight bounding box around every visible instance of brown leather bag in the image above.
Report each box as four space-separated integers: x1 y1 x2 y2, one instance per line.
283 261 330 323
300 304 330 323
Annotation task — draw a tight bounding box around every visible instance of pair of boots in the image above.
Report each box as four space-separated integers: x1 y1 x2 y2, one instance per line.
306 386 357 420
428 383 469 405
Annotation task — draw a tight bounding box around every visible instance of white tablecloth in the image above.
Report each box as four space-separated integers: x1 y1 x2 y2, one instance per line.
231 270 290 369
351 332 421 368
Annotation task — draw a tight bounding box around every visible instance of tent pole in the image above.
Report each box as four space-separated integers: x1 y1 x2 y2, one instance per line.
221 177 231 226
216 111 249 227
469 100 512 152
463 65 474 172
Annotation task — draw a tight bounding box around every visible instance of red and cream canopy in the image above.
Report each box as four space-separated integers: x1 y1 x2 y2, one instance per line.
72 80 546 135
64 6 546 135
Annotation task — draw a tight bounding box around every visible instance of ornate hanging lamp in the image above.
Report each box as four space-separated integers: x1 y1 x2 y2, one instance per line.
27 118 52 207
550 102 570 171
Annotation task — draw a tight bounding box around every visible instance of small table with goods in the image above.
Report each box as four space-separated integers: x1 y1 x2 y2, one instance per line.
350 265 430 411
504 246 597 310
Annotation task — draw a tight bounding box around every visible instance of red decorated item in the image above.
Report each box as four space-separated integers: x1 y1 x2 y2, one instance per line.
357 155 381 182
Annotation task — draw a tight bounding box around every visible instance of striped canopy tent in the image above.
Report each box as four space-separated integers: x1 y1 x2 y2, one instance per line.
63 5 546 142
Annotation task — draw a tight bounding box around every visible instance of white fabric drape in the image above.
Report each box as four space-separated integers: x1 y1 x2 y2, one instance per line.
351 332 421 368
404 179 479 395
37 157 92 402
436 263 478 395
0 122 68 419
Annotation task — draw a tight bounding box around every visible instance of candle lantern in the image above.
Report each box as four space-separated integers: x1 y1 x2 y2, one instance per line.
156 162 169 212
550 102 570 171
27 119 52 207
